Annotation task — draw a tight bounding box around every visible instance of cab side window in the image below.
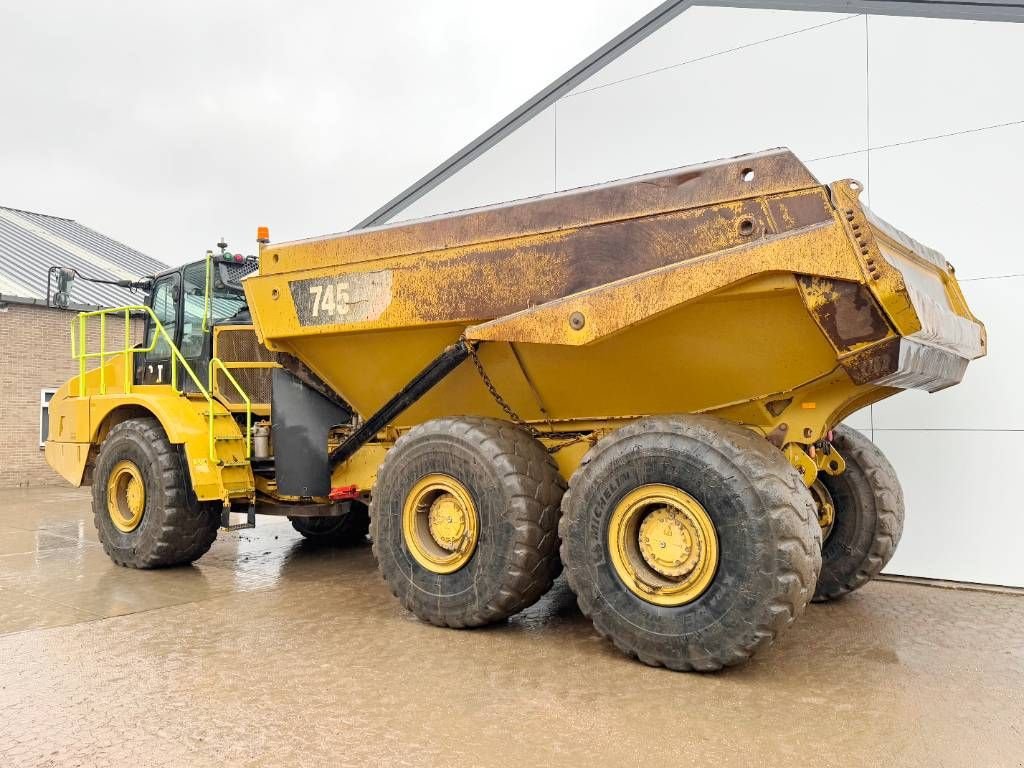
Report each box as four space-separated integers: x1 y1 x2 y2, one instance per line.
146 275 179 360
180 262 208 359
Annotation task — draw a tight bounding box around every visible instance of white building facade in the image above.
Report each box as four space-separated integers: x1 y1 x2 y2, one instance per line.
368 2 1024 587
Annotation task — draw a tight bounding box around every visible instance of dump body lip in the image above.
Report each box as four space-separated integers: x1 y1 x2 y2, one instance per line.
257 148 820 276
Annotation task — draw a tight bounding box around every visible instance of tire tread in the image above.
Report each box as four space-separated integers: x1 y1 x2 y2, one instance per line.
370 416 565 627
560 414 821 671
93 418 218 569
814 425 904 601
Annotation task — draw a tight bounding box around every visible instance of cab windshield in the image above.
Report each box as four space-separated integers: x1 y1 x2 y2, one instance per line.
180 261 247 358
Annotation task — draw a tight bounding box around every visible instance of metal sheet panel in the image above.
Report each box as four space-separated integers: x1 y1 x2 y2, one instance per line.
271 368 351 497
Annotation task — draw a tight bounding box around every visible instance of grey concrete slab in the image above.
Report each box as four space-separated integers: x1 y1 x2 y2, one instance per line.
0 486 1021 767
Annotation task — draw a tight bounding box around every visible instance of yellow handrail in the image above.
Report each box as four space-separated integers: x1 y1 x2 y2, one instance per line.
209 359 251 459
70 305 252 465
72 305 207 398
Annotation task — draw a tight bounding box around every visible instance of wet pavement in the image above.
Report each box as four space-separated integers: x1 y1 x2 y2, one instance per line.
0 486 1022 767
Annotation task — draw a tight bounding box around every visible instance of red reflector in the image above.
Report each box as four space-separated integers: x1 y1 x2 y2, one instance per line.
234 254 244 262
329 485 359 502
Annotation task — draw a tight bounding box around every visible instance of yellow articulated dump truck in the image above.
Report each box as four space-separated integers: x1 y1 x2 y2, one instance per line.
45 149 985 670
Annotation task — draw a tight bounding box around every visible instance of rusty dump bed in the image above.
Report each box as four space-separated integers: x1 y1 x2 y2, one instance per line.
246 148 985 444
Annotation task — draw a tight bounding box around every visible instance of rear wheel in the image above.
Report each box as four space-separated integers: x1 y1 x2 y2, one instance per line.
560 415 821 671
289 502 370 546
92 417 219 568
370 417 565 628
814 425 904 602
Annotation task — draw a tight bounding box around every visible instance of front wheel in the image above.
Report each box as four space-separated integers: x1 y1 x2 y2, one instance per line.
560 415 821 671
92 417 219 568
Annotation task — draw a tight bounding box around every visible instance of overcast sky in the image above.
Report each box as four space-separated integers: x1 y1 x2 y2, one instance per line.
0 1 654 266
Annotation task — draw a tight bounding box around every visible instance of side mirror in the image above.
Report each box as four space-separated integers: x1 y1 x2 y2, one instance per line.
46 265 149 309
49 267 76 308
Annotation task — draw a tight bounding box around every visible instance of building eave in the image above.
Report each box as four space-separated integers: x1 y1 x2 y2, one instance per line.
0 293 107 313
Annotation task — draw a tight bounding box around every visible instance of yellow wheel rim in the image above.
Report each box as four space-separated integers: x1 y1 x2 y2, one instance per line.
107 460 146 533
402 474 479 574
608 484 719 606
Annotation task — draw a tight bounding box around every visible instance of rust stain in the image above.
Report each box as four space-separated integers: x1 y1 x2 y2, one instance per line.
261 150 821 276
467 222 863 346
797 276 893 353
840 337 901 385
767 191 832 231
403 199 780 323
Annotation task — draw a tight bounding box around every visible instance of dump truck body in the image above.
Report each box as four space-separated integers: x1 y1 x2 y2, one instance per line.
246 149 983 486
43 148 986 671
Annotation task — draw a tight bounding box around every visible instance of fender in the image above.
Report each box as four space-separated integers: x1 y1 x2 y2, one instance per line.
45 378 239 502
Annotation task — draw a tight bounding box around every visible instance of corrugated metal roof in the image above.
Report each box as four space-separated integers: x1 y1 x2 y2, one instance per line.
0 205 167 309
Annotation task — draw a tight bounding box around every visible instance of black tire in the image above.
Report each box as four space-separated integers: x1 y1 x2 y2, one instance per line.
289 501 370 546
560 414 821 671
92 417 219 568
814 425 904 602
370 417 565 628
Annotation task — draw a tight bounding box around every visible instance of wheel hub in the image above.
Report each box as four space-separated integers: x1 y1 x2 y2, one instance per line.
638 506 703 578
107 460 145 533
608 484 719 607
402 474 479 574
427 494 468 551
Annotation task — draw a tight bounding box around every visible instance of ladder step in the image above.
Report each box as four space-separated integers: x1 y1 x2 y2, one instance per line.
219 460 250 468
214 435 245 442
220 503 256 531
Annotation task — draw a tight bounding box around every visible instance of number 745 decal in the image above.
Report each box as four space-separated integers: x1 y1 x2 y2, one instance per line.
288 271 394 327
308 282 351 318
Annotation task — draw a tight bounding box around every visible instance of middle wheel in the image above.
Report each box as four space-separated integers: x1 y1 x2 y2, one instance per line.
370 417 565 628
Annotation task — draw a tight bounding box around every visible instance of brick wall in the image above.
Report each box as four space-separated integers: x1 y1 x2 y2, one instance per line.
0 302 143 488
